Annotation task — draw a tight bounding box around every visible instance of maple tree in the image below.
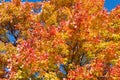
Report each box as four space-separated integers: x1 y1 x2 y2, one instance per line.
0 0 120 79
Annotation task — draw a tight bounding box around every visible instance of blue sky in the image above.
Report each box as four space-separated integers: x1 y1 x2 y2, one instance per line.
104 0 120 11
21 0 42 2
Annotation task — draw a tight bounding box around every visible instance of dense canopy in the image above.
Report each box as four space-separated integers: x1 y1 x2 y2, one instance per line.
0 0 120 79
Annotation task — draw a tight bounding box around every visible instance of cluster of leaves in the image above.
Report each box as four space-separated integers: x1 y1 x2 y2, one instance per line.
0 0 120 79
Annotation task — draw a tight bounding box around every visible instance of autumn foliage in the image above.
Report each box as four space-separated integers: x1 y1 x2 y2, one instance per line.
0 0 120 79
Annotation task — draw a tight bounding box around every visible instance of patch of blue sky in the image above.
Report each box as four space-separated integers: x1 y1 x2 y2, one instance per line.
5 67 11 72
6 31 16 44
4 0 11 2
21 0 42 2
104 0 120 12
59 64 67 75
33 72 39 78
